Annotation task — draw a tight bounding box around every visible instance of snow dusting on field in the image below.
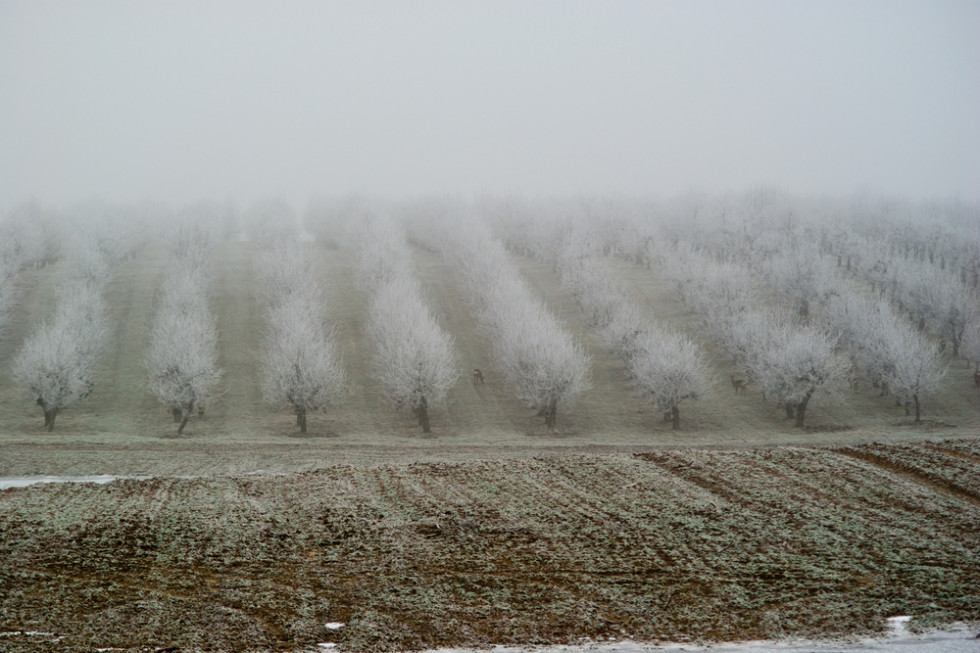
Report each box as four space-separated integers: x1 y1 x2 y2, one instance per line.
0 475 149 490
428 625 980 653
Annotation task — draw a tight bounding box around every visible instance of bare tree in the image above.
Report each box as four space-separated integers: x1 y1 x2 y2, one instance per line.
368 276 458 433
13 280 107 431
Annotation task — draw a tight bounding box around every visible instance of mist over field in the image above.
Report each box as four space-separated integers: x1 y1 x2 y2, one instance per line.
2 0 979 207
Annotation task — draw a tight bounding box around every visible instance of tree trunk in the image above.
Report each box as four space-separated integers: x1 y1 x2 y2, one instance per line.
543 399 558 431
298 409 307 434
44 407 58 432
913 394 921 423
671 405 680 430
794 391 813 428
177 412 191 435
415 396 430 434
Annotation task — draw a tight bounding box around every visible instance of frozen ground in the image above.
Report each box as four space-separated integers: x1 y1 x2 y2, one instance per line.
0 474 150 490
422 625 980 653
3 624 977 653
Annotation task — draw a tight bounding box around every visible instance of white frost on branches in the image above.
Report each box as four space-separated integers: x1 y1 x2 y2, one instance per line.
146 222 222 434
350 217 458 434
626 328 712 429
547 228 711 430
428 211 590 430
13 279 107 431
368 276 458 433
260 231 345 433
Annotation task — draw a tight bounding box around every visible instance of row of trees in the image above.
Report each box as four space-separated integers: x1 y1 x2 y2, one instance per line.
482 205 712 431
1 203 59 339
420 208 591 430
638 192 978 371
664 246 852 427
258 226 346 434
145 225 223 435
664 241 948 424
555 235 711 429
843 243 977 357
354 218 458 433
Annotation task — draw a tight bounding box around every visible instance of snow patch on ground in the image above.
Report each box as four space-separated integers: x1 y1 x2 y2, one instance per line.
0 475 150 490
0 631 58 637
424 624 980 653
886 615 911 636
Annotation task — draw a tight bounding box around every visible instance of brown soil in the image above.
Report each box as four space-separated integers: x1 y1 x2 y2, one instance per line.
1 441 977 652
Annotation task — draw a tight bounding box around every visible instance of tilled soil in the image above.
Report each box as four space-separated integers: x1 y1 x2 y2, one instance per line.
1 440 978 652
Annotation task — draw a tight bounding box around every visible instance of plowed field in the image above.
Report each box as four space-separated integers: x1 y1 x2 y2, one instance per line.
1 441 978 651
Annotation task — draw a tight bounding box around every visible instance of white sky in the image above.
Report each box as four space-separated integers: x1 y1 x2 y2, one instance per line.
2 0 978 207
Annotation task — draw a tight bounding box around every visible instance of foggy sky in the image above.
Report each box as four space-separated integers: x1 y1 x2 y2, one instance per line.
2 0 978 208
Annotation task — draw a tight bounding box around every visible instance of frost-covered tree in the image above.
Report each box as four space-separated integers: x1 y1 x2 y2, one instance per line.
262 296 346 433
260 236 345 433
484 281 592 430
146 307 222 434
761 242 841 321
962 319 980 372
627 328 712 429
724 310 850 428
867 313 946 423
548 227 710 430
1 203 57 337
146 222 222 434
13 280 107 431
348 215 458 433
893 258 977 356
368 276 458 433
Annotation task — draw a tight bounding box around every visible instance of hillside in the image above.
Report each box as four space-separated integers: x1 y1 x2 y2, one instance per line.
1 237 977 477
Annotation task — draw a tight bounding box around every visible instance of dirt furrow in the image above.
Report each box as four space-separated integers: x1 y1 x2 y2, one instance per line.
838 446 980 507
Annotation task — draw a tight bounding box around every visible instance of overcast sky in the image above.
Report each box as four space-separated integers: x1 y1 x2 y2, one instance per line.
2 0 978 208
